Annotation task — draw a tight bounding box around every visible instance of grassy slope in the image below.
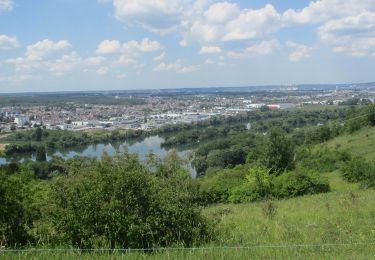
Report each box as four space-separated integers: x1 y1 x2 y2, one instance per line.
317 126 375 161
2 127 375 259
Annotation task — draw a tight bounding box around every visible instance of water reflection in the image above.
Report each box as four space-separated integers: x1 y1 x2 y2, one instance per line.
0 135 197 177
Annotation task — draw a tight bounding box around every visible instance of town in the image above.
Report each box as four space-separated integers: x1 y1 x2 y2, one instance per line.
1 84 374 133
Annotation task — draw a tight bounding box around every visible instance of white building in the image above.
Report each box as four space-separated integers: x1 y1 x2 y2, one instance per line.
14 116 28 127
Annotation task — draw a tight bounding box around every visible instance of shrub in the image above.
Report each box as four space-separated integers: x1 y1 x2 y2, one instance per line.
228 166 272 203
48 153 212 249
0 172 32 247
198 165 248 204
341 157 375 187
272 169 330 198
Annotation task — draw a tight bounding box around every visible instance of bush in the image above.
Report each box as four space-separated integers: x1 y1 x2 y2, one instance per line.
198 165 248 204
272 169 330 198
48 153 212 249
0 171 32 247
228 166 272 203
341 157 375 187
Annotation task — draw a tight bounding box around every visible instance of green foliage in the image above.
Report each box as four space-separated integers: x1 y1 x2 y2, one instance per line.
47 153 211 249
35 146 47 162
367 104 375 126
341 157 375 188
35 127 42 142
198 165 248 204
272 169 330 198
297 147 351 173
263 128 295 174
0 171 32 247
229 166 272 203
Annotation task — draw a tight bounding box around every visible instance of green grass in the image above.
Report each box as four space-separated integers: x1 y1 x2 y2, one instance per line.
325 171 360 192
3 189 375 259
318 126 375 161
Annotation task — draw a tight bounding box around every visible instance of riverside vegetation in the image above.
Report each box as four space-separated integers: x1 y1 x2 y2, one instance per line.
1 104 375 259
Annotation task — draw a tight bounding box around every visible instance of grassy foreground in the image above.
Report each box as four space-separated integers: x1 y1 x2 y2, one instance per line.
2 188 375 259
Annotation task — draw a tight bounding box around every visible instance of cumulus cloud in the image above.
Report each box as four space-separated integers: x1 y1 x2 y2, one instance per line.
0 35 19 49
96 38 162 55
112 0 196 33
0 0 13 12
25 39 72 61
96 40 121 54
227 40 279 58
282 0 375 25
49 52 82 76
185 4 281 43
154 59 200 73
199 45 222 54
122 38 162 52
84 56 106 66
318 11 375 56
286 41 313 62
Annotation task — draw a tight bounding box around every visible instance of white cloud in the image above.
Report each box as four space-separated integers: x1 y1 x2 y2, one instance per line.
153 51 166 61
286 41 313 62
122 38 162 52
25 39 72 61
0 0 13 12
199 45 222 54
116 55 137 66
183 3 282 44
96 40 121 54
96 66 109 75
154 59 199 73
97 38 162 56
5 57 42 72
204 2 240 23
282 0 375 25
227 40 279 58
0 35 19 49
84 56 106 66
318 11 375 56
49 52 82 76
112 0 196 33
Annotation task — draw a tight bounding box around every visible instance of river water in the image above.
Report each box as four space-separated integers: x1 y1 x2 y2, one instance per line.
0 135 197 177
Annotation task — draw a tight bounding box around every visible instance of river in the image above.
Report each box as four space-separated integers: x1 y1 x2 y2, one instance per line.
0 135 197 177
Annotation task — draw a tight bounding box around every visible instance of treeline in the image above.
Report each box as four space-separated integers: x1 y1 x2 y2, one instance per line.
0 95 146 107
3 128 148 156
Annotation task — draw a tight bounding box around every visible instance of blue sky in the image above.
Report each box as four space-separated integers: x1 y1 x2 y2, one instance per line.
0 0 374 93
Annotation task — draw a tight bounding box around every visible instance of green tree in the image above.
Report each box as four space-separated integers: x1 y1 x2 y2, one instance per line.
35 146 47 162
49 153 211 249
263 128 294 174
367 104 375 126
0 171 32 247
35 127 42 141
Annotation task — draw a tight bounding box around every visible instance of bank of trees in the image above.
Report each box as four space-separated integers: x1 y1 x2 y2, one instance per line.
0 152 212 249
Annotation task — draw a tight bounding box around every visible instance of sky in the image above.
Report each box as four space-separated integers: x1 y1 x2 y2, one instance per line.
0 0 375 93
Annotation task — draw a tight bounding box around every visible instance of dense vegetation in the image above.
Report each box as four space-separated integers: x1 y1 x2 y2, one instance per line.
1 104 375 259
0 95 146 107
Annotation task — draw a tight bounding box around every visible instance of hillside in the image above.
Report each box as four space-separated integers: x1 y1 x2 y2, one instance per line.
2 126 375 259
317 127 375 161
